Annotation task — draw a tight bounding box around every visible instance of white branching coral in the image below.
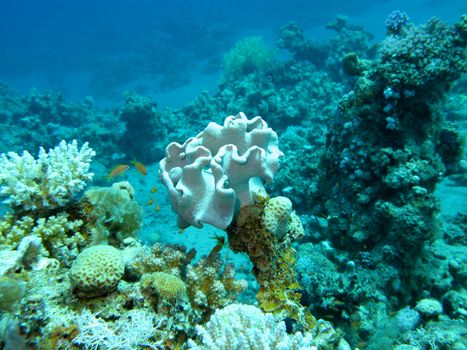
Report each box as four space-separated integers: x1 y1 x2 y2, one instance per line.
188 304 316 350
0 140 95 210
72 309 161 350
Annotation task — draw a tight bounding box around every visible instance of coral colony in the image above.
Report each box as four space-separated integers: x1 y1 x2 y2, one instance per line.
0 12 466 350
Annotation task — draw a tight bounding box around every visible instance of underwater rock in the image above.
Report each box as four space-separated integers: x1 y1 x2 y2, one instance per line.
0 250 21 275
394 307 421 331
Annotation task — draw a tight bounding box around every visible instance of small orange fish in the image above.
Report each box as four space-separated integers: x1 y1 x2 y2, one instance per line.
155 204 160 212
146 198 154 206
108 164 129 178
151 186 158 193
130 160 147 176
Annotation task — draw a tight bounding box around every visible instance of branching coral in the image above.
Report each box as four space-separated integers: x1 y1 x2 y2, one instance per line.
0 140 95 211
185 253 248 322
0 211 86 264
188 303 316 350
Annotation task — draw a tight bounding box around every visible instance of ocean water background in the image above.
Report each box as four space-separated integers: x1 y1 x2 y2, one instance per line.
1 0 465 107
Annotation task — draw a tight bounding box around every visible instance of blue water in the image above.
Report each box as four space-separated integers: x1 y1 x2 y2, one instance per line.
1 0 465 107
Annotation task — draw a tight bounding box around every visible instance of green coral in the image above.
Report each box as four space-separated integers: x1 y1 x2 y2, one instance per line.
223 36 275 79
0 276 25 311
84 181 142 244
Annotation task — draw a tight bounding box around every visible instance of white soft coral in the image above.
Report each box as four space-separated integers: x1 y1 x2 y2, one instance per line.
159 112 283 229
72 309 161 350
0 140 95 210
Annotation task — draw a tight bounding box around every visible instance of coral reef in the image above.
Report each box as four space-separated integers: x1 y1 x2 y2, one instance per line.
0 86 123 163
0 10 465 350
293 15 467 347
160 114 340 346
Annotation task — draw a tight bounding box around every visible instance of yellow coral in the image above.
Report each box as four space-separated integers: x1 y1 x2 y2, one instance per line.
227 195 315 331
261 196 292 239
0 212 85 252
0 213 35 247
141 272 186 304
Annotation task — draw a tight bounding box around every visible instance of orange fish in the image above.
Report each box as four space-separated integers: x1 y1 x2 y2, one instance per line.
130 160 147 176
151 186 158 193
146 198 154 206
155 204 160 212
108 164 129 178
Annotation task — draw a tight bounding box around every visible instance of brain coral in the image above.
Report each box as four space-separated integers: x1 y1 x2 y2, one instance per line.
259 196 304 241
261 196 293 239
70 245 124 298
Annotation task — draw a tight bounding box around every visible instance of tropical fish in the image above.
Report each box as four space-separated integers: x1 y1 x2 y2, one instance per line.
130 160 148 176
178 228 186 234
146 198 154 206
207 234 225 261
151 186 158 193
108 164 129 178
155 203 160 212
